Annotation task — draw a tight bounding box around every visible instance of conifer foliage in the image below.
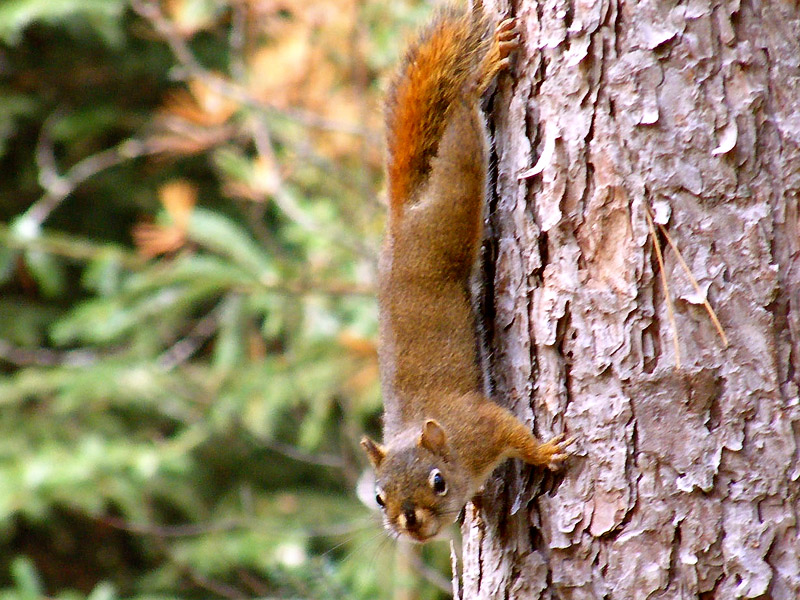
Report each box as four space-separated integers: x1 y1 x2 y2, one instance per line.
0 1 449 598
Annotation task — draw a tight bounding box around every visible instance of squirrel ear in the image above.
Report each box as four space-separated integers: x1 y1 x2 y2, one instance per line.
360 436 386 469
418 419 449 459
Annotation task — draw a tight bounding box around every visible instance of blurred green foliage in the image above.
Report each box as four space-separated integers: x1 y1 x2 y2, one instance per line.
0 0 450 598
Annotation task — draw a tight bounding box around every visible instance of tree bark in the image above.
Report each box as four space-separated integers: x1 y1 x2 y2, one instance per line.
461 0 800 598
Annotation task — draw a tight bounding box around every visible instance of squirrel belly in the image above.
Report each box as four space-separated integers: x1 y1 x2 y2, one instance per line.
361 7 572 544
377 105 488 420
379 7 491 425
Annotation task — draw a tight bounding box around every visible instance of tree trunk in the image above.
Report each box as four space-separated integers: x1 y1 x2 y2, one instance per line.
461 0 800 598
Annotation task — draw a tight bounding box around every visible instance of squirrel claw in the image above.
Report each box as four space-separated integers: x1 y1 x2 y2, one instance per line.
560 435 577 449
495 57 512 71
495 19 519 51
496 17 517 35
498 39 519 52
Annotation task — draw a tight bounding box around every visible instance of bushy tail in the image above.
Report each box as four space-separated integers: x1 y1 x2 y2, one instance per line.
384 6 487 220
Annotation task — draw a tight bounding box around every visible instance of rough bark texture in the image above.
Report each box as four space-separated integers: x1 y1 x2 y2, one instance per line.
461 0 800 598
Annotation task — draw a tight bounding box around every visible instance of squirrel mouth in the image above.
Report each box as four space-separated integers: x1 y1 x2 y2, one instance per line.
395 508 440 542
404 528 437 543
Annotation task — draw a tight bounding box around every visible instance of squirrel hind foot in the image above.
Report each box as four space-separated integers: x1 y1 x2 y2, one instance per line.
476 17 520 95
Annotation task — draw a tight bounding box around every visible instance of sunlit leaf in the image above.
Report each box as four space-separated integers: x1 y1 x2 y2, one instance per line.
186 208 275 279
82 251 122 296
212 293 245 373
23 249 66 298
9 557 41 600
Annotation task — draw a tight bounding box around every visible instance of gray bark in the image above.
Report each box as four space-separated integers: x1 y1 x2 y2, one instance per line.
461 0 800 598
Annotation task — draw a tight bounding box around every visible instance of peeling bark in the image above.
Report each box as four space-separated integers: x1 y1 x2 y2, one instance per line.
462 0 800 598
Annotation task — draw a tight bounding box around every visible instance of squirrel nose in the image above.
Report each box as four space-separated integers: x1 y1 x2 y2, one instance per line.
401 502 418 528
404 508 417 527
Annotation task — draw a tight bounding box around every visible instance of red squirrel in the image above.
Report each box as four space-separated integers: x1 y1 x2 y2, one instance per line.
361 4 572 543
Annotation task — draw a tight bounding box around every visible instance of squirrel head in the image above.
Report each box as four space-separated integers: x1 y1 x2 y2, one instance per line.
361 419 469 542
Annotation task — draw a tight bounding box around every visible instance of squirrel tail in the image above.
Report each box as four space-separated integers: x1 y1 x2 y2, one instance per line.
384 6 488 220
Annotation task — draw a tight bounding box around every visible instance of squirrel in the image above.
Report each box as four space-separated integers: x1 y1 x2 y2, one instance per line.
360 3 573 543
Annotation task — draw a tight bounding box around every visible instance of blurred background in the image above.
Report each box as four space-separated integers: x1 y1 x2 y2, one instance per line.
0 0 453 598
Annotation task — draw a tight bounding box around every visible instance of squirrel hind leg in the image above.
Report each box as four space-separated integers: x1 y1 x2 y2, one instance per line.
476 17 519 96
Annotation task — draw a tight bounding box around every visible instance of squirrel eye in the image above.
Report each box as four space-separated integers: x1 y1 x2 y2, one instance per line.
375 490 386 508
429 469 447 495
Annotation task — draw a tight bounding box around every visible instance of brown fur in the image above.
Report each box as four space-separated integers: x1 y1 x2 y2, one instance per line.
365 7 571 543
384 7 486 220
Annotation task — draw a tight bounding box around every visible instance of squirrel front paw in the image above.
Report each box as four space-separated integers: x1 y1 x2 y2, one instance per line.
530 433 575 471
